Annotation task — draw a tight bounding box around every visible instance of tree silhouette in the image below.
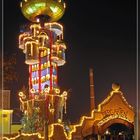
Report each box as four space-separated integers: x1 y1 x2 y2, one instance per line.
0 53 18 89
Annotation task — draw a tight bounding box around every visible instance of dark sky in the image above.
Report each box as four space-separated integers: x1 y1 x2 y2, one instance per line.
4 0 136 123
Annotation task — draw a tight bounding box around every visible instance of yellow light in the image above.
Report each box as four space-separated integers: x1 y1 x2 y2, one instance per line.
57 119 62 123
44 22 63 31
36 18 40 22
44 87 49 93
18 92 24 97
50 6 58 13
20 2 22 8
48 123 68 139
62 91 67 96
30 24 41 30
55 88 60 94
3 132 44 140
30 88 35 94
64 3 66 8
97 114 132 127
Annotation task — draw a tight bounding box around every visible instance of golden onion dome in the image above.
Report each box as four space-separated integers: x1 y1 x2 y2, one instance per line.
20 0 66 22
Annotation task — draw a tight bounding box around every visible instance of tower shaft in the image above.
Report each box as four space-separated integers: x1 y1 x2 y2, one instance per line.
18 0 68 133
89 68 95 111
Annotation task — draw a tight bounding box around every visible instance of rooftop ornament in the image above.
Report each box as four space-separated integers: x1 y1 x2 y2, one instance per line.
20 0 66 22
112 83 120 91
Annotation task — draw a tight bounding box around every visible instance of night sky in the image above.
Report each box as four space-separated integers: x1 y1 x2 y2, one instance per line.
4 0 136 123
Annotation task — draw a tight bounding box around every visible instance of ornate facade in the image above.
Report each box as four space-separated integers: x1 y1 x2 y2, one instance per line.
2 0 135 139
48 84 134 140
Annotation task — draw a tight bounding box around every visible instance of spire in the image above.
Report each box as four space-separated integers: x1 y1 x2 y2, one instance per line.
89 68 95 111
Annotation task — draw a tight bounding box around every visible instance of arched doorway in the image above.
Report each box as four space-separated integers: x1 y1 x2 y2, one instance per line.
101 123 134 140
83 119 134 140
98 118 134 140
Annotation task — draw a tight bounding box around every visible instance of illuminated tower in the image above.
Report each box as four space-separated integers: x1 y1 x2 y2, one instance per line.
18 0 67 129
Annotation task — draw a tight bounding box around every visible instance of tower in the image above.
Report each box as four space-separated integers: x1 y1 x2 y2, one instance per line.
89 68 95 111
18 0 68 132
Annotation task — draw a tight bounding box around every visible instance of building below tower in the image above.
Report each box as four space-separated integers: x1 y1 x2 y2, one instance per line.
2 83 135 140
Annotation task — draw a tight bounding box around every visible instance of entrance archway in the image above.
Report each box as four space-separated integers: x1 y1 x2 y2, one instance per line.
83 119 134 140
98 118 134 140
101 123 134 140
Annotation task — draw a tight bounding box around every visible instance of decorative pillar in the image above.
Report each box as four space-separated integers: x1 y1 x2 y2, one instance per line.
38 50 42 93
49 31 53 93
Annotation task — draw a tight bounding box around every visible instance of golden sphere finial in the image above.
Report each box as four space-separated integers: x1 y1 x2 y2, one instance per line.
112 83 120 91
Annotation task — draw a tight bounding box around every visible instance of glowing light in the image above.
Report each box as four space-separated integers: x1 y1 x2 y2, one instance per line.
18 92 24 97
36 18 40 23
105 129 110 135
57 119 62 123
20 2 22 8
97 90 133 111
26 3 46 14
34 3 46 7
64 3 66 8
30 88 36 94
26 7 34 14
3 132 44 140
119 132 123 135
55 88 60 94
97 114 132 127
50 6 59 13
